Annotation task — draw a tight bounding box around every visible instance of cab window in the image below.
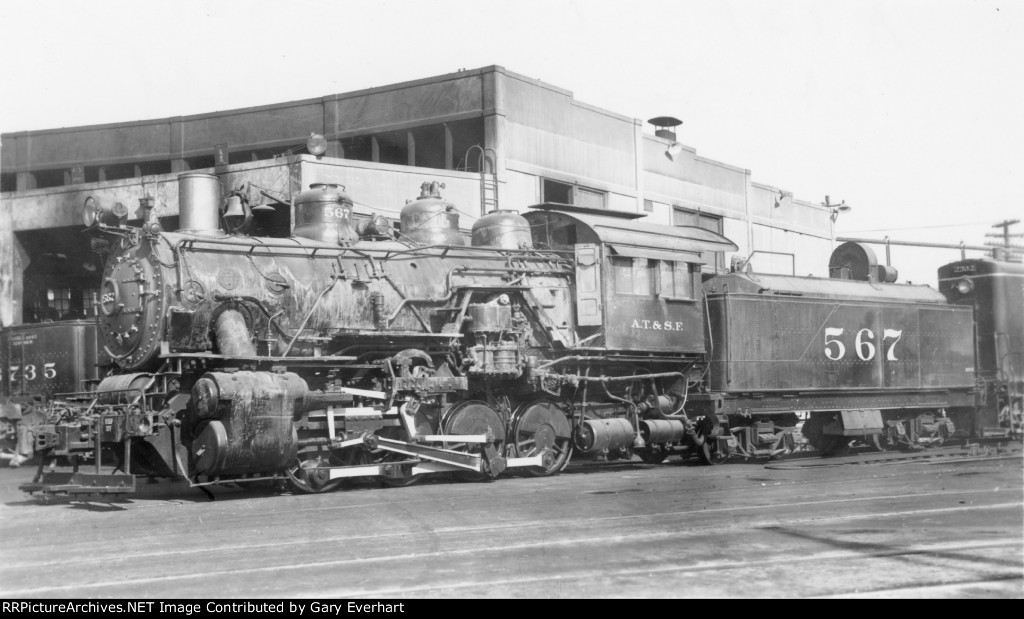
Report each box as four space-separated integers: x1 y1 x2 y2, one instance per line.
613 257 693 300
611 257 655 296
658 261 693 300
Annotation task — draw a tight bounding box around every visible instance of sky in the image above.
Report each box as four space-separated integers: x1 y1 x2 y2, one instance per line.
1 0 1021 286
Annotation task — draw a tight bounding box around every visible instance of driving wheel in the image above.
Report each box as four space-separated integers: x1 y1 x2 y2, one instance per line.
510 400 573 477
286 451 345 494
442 400 506 482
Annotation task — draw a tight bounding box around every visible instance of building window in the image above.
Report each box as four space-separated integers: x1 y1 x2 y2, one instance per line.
576 186 605 209
0 173 15 192
81 289 98 318
410 124 447 169
673 207 725 273
542 179 572 204
84 166 104 183
46 287 71 318
137 160 172 176
229 145 306 165
375 130 408 165
102 163 137 182
644 199 654 212
184 155 215 171
32 168 67 189
340 136 373 162
542 178 607 209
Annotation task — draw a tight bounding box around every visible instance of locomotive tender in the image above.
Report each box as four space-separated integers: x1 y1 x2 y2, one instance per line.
0 321 104 465
10 172 998 496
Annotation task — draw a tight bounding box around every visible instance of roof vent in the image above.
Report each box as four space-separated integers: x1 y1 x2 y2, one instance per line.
648 116 683 140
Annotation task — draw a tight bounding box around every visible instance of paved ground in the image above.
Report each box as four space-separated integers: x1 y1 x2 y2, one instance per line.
0 447 1021 599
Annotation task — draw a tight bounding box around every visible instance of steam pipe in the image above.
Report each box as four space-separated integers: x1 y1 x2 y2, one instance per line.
215 309 257 357
279 279 339 357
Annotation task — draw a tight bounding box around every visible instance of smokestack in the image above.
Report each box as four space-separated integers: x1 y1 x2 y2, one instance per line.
178 172 223 235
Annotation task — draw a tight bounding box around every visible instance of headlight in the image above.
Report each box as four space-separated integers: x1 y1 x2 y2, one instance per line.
82 196 101 227
955 277 974 295
83 196 129 227
307 132 328 156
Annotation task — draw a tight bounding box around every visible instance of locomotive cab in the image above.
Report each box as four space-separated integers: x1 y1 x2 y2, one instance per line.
524 206 736 355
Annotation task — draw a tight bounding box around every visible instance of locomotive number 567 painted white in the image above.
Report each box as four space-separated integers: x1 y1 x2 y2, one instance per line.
824 327 903 361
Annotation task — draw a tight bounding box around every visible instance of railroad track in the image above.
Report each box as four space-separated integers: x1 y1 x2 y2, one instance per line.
763 442 1023 470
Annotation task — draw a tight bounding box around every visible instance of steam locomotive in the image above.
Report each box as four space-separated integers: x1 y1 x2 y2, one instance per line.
6 172 1019 497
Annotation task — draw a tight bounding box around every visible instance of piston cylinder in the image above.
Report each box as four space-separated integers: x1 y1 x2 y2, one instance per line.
189 371 308 475
575 418 636 453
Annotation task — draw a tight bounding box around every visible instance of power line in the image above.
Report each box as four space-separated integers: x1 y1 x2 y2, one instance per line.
845 221 993 233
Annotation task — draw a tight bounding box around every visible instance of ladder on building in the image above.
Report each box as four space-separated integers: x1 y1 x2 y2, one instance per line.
480 170 499 214
466 146 499 216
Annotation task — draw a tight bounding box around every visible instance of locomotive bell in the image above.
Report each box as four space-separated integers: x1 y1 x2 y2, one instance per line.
399 181 465 246
222 195 251 234
471 210 533 250
223 195 245 219
293 183 358 244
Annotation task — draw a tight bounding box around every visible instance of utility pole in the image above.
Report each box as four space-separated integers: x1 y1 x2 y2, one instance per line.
984 219 1024 258
822 195 851 249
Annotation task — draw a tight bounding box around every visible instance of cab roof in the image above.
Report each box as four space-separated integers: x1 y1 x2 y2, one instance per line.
524 209 737 262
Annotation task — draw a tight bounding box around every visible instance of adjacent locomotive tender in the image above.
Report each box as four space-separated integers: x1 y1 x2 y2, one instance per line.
1 321 106 465
11 172 1015 496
